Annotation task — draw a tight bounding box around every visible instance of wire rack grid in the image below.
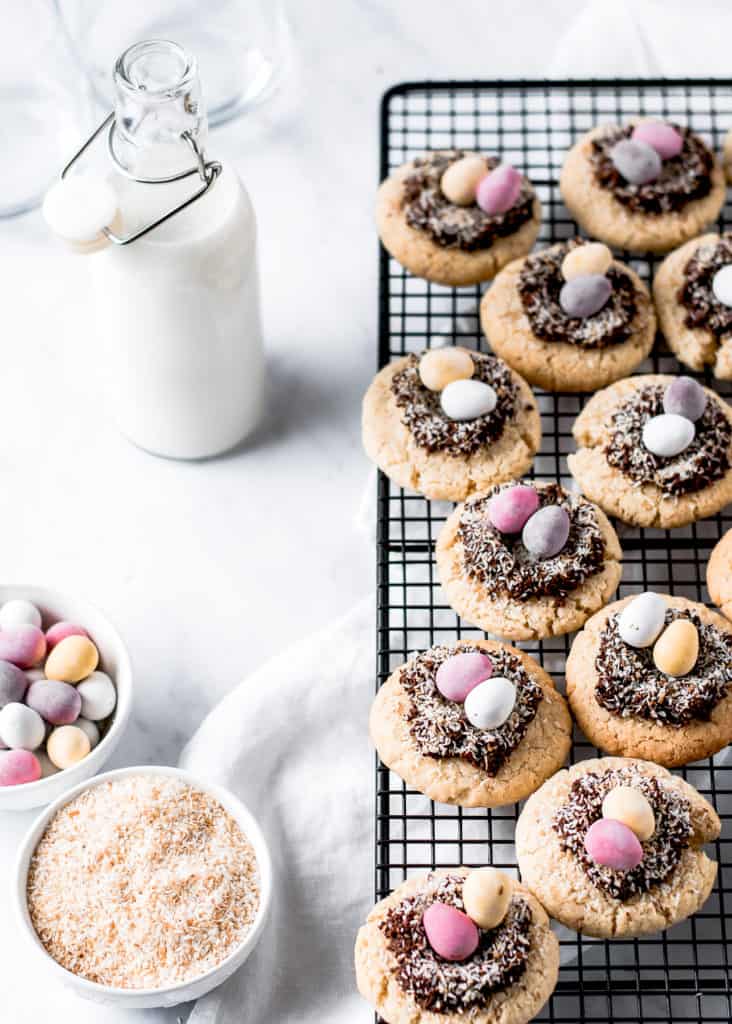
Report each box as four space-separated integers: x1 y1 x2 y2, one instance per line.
375 79 732 1024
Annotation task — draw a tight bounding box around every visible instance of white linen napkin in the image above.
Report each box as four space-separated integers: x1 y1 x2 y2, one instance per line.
180 598 375 1024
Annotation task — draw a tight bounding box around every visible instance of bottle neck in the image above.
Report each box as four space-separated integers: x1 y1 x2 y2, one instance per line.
112 40 209 179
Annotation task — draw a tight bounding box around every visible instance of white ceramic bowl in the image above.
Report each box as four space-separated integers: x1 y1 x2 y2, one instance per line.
0 584 132 811
14 765 272 1008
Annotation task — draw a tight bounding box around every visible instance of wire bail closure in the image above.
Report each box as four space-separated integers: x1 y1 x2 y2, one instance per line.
60 112 222 245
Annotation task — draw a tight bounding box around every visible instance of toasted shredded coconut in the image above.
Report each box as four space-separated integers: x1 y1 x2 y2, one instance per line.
27 775 260 990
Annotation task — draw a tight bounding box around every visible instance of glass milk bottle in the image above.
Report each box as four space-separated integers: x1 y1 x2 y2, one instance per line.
57 40 265 459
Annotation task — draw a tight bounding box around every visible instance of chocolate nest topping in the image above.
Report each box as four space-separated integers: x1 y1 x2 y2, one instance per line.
400 644 542 775
403 151 535 250
595 607 732 726
380 873 532 1012
590 125 713 215
604 383 731 496
517 240 639 349
391 350 521 456
553 767 692 900
679 233 732 338
458 482 607 601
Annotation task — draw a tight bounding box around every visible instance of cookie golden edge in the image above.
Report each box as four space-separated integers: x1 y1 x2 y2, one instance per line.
354 868 559 1024
708 528 732 622
566 595 732 767
376 158 542 287
515 756 720 939
434 484 622 641
653 234 732 380
361 350 542 502
481 246 656 392
370 639 572 808
569 373 732 529
560 125 726 255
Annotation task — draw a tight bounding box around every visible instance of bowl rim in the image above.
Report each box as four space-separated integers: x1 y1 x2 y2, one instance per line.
13 764 272 998
0 583 132 798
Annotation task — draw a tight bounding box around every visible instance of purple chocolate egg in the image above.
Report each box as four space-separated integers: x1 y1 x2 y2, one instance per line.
522 505 570 560
559 274 612 319
0 660 28 708
610 138 662 185
663 376 707 422
26 679 81 726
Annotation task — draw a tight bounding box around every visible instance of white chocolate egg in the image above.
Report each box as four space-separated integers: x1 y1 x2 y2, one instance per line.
419 348 474 391
642 414 695 458
464 676 516 730
76 672 117 721
0 702 45 751
617 592 667 648
441 379 497 421
462 867 512 930
712 265 732 308
440 155 488 206
0 600 41 629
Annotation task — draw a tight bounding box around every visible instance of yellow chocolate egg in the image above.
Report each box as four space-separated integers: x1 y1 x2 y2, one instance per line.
561 242 613 281
47 725 91 770
601 785 655 841
653 619 699 677
462 867 511 931
440 155 487 206
418 348 474 392
44 635 99 684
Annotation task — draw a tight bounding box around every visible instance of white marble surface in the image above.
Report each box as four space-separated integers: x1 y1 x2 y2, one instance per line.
0 1 709 1020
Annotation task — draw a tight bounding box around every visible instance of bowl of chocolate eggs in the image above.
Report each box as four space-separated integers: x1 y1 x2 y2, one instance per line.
0 585 132 811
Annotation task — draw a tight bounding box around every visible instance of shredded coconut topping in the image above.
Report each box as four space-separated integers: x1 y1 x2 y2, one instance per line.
553 767 692 900
380 873 532 1012
27 775 260 990
679 233 732 338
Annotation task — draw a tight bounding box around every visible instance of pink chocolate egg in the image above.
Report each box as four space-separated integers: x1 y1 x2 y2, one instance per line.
45 621 90 651
476 164 522 216
631 122 683 160
0 749 41 786
584 818 643 870
423 902 479 961
488 485 540 534
435 651 493 702
0 625 46 669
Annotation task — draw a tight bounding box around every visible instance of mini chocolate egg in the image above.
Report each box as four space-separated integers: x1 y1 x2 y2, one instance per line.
610 138 662 185
712 265 732 308
601 786 655 841
419 348 474 392
488 485 540 534
631 122 683 159
522 505 570 560
617 592 667 648
44 634 99 684
26 679 82 726
663 377 707 422
0 702 45 751
440 155 488 206
441 379 497 421
653 619 699 677
422 902 479 961
0 660 28 708
0 599 41 629
559 274 612 318
75 717 100 750
0 749 41 786
561 242 613 281
76 671 116 721
45 621 90 651
0 625 46 670
464 676 516 730
47 725 91 770
475 164 522 216
462 867 511 930
435 651 493 703
584 817 643 870
642 413 695 458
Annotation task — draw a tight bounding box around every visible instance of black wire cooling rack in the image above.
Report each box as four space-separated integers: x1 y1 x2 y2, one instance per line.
375 80 732 1024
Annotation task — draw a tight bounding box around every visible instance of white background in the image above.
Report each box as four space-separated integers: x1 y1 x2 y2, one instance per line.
0 1 722 1021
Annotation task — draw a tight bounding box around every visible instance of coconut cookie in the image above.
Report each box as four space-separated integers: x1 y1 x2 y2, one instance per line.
371 639 571 807
708 529 732 622
481 238 656 392
654 232 732 380
561 121 725 253
355 867 558 1024
569 374 732 529
362 347 541 501
376 152 542 286
566 593 732 767
516 757 720 938
435 480 622 640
